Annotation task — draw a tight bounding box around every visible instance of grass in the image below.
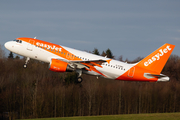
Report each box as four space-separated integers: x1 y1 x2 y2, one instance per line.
20 113 180 120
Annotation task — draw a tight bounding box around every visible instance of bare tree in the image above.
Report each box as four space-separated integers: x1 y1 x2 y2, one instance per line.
0 44 5 59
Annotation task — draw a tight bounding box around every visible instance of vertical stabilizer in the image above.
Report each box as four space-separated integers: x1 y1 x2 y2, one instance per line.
136 43 175 74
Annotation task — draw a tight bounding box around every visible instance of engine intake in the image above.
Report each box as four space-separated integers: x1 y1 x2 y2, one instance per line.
49 59 73 72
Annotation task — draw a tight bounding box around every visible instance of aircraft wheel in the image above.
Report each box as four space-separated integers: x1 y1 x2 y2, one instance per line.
76 77 83 83
23 64 27 68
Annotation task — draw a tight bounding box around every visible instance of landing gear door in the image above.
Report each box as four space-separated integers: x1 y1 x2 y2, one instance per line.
27 40 35 51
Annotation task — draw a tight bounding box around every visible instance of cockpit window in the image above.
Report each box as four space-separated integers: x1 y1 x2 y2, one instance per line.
13 39 22 43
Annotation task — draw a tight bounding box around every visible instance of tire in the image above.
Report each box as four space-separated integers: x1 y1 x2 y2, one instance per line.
23 64 27 68
76 77 83 83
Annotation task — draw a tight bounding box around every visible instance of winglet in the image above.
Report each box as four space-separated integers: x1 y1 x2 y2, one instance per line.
136 43 175 74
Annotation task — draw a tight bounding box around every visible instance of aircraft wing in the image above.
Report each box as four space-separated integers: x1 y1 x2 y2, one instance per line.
56 58 112 69
54 58 111 77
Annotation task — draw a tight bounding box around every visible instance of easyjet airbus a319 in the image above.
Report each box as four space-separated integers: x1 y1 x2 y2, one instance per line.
4 37 175 83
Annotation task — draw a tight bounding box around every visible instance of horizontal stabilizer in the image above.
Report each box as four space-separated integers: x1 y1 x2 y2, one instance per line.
144 73 170 82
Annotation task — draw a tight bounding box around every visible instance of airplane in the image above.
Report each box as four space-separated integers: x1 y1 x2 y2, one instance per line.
4 37 175 83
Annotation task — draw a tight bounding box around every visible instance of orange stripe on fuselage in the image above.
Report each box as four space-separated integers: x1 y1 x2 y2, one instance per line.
17 37 107 77
17 37 82 61
116 65 158 82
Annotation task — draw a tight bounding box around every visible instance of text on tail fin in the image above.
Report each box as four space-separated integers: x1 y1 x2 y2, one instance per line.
144 45 172 66
137 43 175 74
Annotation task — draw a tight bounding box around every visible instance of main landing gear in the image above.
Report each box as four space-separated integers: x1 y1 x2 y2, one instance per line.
23 57 30 68
76 69 83 83
76 77 83 83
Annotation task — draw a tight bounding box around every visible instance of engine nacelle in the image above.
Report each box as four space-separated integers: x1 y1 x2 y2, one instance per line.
49 59 73 72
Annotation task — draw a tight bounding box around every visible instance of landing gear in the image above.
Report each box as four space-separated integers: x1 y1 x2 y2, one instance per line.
23 57 30 68
76 77 83 83
23 64 27 68
75 69 83 83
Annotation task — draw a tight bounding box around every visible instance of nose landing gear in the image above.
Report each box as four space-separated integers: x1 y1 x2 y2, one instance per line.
23 57 30 68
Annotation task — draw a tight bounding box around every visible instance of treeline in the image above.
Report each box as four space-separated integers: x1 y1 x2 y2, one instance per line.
0 47 180 119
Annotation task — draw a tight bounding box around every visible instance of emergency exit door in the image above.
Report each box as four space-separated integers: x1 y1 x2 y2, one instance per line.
128 67 135 77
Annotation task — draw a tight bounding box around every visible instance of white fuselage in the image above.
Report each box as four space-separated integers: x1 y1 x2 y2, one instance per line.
5 37 175 82
5 40 134 79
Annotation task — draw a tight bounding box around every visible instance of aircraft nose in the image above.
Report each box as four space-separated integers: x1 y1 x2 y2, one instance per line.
4 42 9 49
4 42 8 49
4 41 13 51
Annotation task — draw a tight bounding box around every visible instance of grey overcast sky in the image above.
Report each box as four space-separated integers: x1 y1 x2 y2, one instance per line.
1 0 180 60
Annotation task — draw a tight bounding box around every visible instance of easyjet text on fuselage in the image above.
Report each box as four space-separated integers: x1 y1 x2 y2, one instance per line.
36 42 62 51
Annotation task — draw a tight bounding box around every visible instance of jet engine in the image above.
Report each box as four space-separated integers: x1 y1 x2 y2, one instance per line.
49 59 73 72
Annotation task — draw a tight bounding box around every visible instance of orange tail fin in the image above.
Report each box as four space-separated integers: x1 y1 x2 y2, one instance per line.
136 43 175 74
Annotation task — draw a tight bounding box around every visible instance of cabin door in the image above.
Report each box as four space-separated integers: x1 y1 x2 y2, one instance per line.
128 67 135 77
27 40 35 51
